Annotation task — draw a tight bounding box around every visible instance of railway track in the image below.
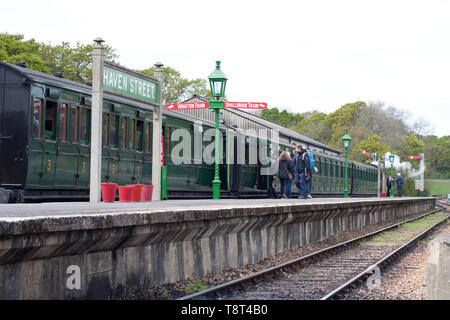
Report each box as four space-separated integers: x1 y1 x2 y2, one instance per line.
180 205 449 300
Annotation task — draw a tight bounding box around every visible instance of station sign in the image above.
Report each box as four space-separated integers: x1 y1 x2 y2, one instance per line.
224 102 267 109
103 62 159 104
165 102 209 110
408 156 422 160
415 179 424 191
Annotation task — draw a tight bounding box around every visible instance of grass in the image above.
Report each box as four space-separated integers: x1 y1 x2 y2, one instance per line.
184 281 208 295
426 179 450 197
361 211 449 247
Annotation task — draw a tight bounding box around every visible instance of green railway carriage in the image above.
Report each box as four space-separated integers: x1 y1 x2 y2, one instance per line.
0 61 377 202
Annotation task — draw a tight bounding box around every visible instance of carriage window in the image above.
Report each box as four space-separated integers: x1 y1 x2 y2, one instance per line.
136 120 143 151
128 118 135 150
102 113 109 147
120 117 127 149
109 115 118 147
44 100 57 140
59 103 68 141
70 106 79 143
144 122 151 152
32 98 42 138
79 107 89 144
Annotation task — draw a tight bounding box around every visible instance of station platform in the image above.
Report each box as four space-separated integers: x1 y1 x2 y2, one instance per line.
0 197 436 299
0 197 429 220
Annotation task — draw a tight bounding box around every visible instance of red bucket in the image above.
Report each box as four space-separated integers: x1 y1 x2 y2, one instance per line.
118 185 134 202
101 183 117 202
141 184 153 201
127 184 143 202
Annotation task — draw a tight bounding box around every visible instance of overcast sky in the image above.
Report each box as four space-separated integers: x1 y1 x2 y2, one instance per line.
2 0 449 137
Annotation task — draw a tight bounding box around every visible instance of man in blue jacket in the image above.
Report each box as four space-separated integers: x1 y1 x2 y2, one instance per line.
396 173 404 197
293 145 310 199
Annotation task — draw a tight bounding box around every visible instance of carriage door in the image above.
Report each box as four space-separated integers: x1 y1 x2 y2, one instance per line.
40 99 58 186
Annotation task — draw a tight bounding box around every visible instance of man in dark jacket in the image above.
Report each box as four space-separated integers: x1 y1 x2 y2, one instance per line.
396 173 404 197
386 175 393 196
293 145 310 199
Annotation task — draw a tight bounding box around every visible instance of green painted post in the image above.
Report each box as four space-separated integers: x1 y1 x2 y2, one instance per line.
161 166 168 200
390 164 394 197
344 151 349 198
341 130 351 198
212 109 221 200
208 61 227 200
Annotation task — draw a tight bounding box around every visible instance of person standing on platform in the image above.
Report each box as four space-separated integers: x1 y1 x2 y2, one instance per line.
396 173 404 197
293 145 310 199
305 147 317 199
386 175 393 196
278 151 294 199
286 152 295 199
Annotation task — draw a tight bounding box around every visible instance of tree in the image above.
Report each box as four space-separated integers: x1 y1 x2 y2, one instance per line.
325 101 365 149
295 111 329 144
40 41 117 83
0 33 48 72
139 66 208 105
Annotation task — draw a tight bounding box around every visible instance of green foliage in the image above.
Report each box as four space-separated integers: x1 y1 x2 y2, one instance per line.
184 281 208 294
423 136 450 178
324 101 365 150
0 33 48 72
261 107 304 128
425 179 450 196
139 66 208 105
0 32 117 83
40 41 117 83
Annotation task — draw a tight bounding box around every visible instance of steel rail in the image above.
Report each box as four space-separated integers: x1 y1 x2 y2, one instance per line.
321 208 449 300
179 207 446 300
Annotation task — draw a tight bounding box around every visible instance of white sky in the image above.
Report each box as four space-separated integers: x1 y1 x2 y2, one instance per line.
2 0 449 137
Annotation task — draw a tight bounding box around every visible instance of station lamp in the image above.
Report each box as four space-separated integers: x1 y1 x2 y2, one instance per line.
207 61 228 200
342 130 352 151
341 130 352 198
208 61 228 99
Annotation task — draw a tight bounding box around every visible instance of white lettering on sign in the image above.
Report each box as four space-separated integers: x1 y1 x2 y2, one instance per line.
103 66 158 103
166 102 209 110
224 102 267 109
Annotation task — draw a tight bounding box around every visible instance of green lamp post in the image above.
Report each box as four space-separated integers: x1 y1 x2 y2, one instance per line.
342 130 351 198
389 153 395 197
208 61 228 200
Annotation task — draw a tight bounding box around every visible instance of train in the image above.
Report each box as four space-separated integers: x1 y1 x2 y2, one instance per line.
0 61 378 202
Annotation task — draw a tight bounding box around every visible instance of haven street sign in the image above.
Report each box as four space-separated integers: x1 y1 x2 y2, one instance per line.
224 102 267 109
165 101 267 110
103 62 159 105
166 102 209 110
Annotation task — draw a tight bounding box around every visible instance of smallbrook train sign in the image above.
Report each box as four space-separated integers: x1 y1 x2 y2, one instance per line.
165 101 267 110
166 102 209 110
224 102 267 109
103 62 159 104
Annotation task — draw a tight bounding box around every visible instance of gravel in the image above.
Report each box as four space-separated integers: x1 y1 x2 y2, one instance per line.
341 217 450 300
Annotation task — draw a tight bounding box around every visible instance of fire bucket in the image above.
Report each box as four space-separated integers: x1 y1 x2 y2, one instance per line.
101 183 117 202
118 185 134 202
141 184 154 201
127 184 143 202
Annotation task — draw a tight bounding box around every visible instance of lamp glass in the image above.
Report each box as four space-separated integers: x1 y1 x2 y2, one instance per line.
213 81 222 96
